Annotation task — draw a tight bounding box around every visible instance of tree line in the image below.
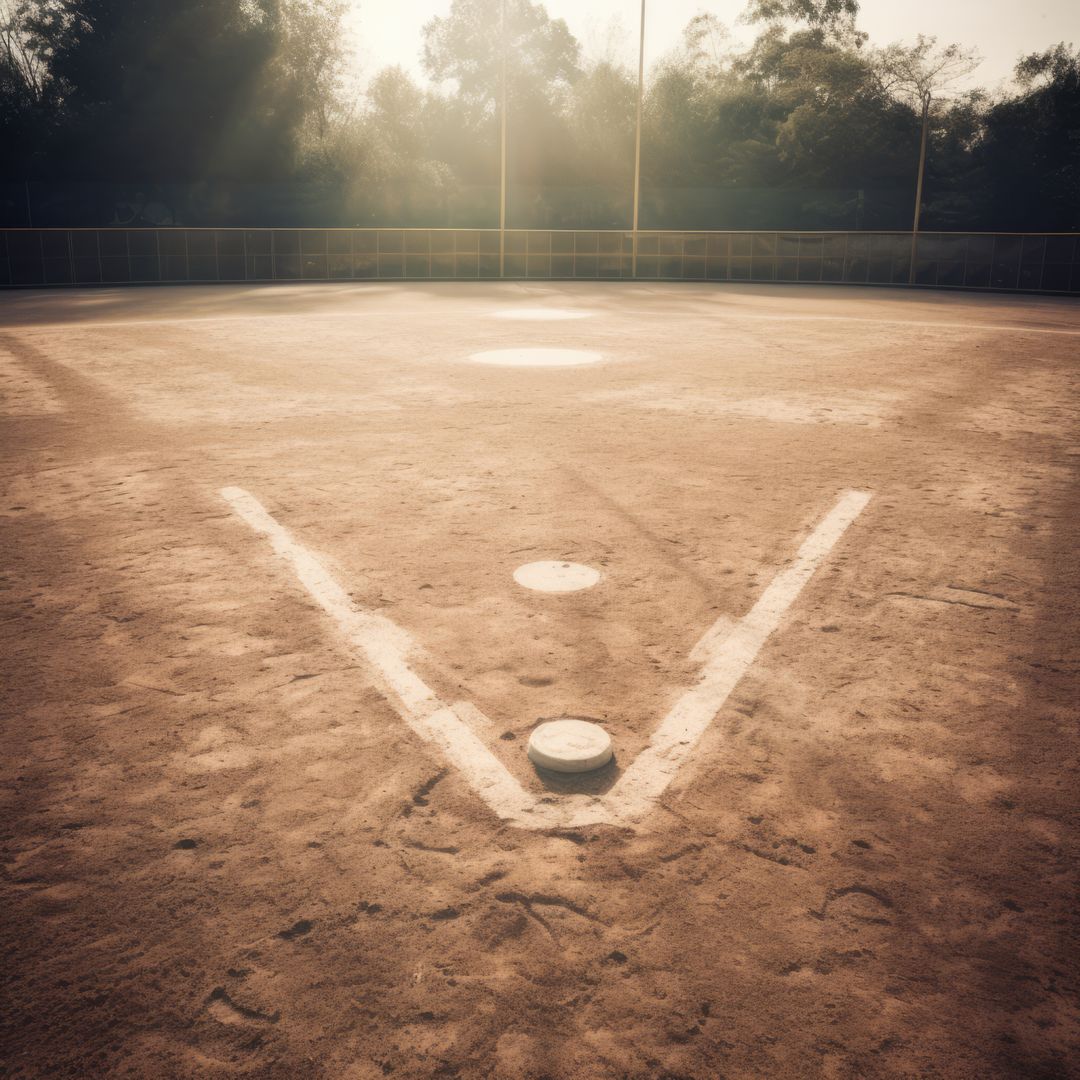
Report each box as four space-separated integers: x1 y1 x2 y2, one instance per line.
1 0 1077 231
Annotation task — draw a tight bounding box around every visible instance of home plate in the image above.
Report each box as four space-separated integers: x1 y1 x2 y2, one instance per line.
527 719 613 773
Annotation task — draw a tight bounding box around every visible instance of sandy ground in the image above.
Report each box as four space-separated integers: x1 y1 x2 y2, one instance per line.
0 281 1077 1079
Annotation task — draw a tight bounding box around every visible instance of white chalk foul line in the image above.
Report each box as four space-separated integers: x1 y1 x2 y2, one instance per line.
221 486 544 827
602 489 871 822
222 486 870 830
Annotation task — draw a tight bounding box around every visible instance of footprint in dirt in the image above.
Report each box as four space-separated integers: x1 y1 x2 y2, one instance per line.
277 919 313 940
412 769 448 807
812 885 894 924
207 986 280 1025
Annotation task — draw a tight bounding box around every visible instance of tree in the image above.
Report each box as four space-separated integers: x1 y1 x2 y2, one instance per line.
277 0 349 143
874 35 980 272
0 0 1073 233
565 59 636 190
723 25 910 187
18 0 346 182
682 13 735 81
357 67 455 222
875 35 982 110
0 0 54 176
421 0 580 116
1014 41 1080 89
421 0 581 225
0 0 44 100
643 53 715 191
743 0 863 44
772 50 913 189
637 16 737 198
976 44 1080 231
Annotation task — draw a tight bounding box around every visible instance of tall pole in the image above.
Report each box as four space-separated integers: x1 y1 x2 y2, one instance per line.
909 92 930 285
499 0 508 278
631 0 645 278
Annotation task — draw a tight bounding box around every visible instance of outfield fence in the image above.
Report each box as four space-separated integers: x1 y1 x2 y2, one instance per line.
2 228 1078 293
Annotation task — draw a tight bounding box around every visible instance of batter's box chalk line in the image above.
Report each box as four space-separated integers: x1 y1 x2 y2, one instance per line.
221 486 871 830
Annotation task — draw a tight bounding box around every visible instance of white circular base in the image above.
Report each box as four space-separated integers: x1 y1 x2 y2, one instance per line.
492 308 593 321
513 561 601 593
469 348 602 367
527 719 613 773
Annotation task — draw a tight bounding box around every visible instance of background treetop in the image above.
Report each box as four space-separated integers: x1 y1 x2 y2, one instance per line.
421 0 580 113
0 0 1076 233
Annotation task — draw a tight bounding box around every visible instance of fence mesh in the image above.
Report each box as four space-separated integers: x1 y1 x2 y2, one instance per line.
2 228 1078 293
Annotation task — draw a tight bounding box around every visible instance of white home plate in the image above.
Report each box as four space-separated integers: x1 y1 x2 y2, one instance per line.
513 561 601 593
527 719 613 773
469 348 602 367
491 308 593 321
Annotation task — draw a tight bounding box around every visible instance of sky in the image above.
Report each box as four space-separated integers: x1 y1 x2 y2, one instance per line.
344 0 1077 92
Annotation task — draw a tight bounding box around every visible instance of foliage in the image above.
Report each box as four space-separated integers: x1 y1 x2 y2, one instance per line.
0 0 55 173
2 0 1078 232
977 44 1080 230
3 0 346 181
422 0 579 115
743 0 863 45
874 35 981 109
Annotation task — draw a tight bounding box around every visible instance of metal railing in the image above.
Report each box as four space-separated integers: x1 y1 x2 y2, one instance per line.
2 228 1078 294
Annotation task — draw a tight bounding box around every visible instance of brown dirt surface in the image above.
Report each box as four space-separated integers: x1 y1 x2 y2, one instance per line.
0 281 1078 1079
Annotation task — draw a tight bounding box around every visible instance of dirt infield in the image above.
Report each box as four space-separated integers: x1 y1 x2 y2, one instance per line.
1 281 1077 1078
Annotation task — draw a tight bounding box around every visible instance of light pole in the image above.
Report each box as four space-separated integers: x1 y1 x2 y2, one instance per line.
499 0 508 278
908 90 930 285
631 0 645 278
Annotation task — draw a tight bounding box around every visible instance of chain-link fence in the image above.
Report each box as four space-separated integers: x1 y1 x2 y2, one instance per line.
2 228 1078 293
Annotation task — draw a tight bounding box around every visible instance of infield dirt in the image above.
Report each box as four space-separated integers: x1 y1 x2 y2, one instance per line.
1 282 1077 1078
